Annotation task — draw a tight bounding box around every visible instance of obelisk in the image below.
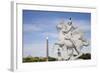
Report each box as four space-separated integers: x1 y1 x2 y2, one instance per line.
46 37 49 61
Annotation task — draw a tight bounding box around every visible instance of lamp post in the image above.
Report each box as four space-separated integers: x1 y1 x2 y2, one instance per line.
46 37 49 61
57 48 62 61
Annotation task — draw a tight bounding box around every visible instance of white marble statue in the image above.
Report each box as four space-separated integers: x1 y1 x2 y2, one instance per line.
53 18 89 60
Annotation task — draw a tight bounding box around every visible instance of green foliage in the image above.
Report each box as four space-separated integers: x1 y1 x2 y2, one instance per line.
48 56 57 61
23 56 57 63
78 53 91 59
23 53 91 63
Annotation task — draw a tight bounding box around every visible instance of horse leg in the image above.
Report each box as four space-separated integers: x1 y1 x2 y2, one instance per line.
68 48 74 60
66 47 74 60
73 46 83 60
74 46 80 55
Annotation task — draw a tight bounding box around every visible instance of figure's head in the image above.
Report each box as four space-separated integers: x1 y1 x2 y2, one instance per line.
56 20 64 31
67 18 72 25
69 17 71 20
56 23 62 31
56 19 73 32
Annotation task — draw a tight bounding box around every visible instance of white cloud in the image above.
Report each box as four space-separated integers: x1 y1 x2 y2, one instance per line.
73 20 91 32
23 43 46 57
24 24 42 32
42 32 58 38
23 42 58 58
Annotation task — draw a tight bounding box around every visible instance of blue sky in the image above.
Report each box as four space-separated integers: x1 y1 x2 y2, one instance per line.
23 10 91 57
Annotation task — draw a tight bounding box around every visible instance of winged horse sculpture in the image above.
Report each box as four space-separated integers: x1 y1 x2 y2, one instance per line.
53 18 89 60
